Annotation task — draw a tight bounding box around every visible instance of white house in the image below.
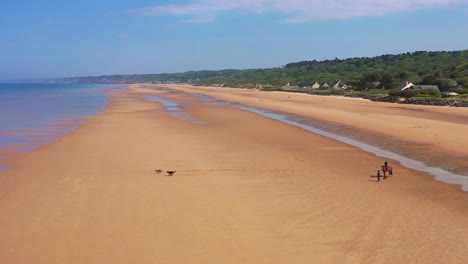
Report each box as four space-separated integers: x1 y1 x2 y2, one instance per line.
320 82 329 88
311 82 320 89
330 79 342 88
396 81 414 90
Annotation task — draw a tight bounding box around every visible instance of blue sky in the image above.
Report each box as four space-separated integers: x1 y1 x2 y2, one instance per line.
0 0 467 80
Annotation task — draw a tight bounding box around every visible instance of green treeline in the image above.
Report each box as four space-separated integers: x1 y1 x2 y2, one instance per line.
60 50 468 91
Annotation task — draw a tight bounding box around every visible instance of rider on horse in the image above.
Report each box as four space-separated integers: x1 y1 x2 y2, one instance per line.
382 161 392 179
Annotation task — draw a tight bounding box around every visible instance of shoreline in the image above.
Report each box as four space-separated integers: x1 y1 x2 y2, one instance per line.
238 105 468 191
267 87 468 107
137 84 468 190
0 85 467 263
160 84 468 189
0 83 116 171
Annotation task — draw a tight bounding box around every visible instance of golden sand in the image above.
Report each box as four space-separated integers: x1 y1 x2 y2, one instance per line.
0 85 466 263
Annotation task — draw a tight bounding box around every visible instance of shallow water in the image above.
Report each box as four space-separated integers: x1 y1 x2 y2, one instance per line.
238 106 468 192
0 83 121 169
144 95 180 110
145 95 208 124
146 88 468 191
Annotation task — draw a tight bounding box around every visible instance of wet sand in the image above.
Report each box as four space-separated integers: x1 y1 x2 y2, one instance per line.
0 85 467 263
163 84 468 187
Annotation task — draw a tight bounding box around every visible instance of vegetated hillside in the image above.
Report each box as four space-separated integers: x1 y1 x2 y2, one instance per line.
57 69 243 85
58 50 468 91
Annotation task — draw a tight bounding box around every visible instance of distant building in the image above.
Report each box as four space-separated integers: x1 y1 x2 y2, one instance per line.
328 79 348 89
456 84 464 89
410 85 440 91
396 81 440 91
396 81 414 90
330 79 342 88
302 81 321 89
320 82 329 88
311 82 320 89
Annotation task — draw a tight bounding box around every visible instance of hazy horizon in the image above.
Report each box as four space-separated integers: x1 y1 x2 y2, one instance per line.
1 0 467 80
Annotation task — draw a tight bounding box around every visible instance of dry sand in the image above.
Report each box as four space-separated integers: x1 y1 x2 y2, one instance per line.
0 85 467 263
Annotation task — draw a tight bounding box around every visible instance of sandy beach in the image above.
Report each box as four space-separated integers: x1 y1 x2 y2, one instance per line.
0 85 467 263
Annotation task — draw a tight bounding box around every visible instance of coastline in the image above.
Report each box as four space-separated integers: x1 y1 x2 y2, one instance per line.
162 84 468 185
267 88 468 108
0 85 466 263
0 83 114 169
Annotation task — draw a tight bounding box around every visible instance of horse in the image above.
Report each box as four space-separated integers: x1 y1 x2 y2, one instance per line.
381 165 393 179
167 170 176 176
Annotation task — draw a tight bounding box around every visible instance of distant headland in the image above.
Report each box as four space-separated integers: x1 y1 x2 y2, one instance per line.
47 50 468 107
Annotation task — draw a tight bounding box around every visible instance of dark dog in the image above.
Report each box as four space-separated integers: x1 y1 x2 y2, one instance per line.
154 169 163 174
167 170 176 176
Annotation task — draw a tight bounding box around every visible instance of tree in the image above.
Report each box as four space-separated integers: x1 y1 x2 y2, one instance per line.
421 74 439 85
58 50 468 88
436 78 457 91
380 73 394 89
396 71 409 81
359 73 381 89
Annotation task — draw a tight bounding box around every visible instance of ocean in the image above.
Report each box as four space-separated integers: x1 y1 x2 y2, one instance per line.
1 84 467 191
0 83 121 170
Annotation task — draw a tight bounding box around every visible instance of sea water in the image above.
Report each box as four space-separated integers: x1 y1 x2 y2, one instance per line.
147 88 468 191
0 83 120 170
237 106 468 192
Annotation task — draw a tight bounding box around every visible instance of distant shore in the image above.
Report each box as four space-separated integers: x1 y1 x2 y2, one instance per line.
0 84 466 263
165 84 468 169
218 85 468 107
